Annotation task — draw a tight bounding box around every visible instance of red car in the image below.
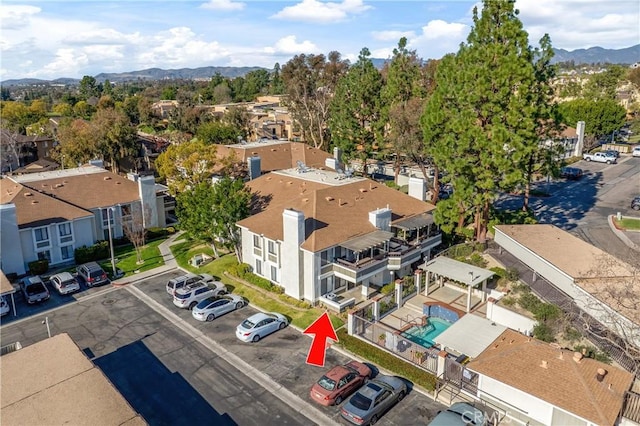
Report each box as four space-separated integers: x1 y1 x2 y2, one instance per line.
310 361 372 406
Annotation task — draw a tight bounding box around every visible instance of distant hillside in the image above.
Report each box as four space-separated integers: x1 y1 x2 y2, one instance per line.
94 66 266 83
551 44 639 65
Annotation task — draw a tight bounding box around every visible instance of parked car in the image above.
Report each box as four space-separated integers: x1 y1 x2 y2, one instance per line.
76 262 109 287
340 375 407 425
235 312 288 342
49 272 81 295
633 146 640 157
603 149 620 158
166 273 214 296
428 402 487 426
173 281 226 310
192 294 246 322
582 151 616 164
1 295 10 316
632 196 640 211
310 360 372 406
20 276 50 304
560 166 583 180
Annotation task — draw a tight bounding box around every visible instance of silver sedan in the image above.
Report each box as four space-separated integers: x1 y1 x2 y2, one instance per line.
192 294 246 322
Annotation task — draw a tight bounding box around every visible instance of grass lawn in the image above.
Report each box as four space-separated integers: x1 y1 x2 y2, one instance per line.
170 239 345 330
615 217 640 231
98 239 165 277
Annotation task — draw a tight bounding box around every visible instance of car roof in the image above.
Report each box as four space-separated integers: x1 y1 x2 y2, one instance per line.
51 272 74 281
324 365 351 380
24 276 44 284
357 381 385 399
246 312 272 323
176 282 209 293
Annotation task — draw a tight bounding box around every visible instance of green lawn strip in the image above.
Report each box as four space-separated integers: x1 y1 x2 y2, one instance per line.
98 239 164 277
615 217 640 231
169 240 344 329
335 329 437 392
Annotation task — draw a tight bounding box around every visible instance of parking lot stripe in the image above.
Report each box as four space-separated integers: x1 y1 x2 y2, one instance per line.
125 284 335 426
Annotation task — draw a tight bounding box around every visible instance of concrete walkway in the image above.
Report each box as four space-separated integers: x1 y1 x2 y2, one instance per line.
111 231 185 286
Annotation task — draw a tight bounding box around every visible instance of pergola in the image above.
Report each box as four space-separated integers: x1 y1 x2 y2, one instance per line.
422 257 495 313
1 269 18 317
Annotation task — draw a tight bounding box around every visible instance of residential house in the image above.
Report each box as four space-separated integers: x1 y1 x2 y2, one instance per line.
150 100 179 119
466 329 634 426
236 167 441 304
0 129 39 173
494 224 640 350
0 164 169 276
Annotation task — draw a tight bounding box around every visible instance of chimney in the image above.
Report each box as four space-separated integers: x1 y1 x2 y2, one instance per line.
596 368 607 382
574 120 585 156
248 156 261 180
573 352 583 363
540 360 548 369
408 176 427 201
369 207 391 231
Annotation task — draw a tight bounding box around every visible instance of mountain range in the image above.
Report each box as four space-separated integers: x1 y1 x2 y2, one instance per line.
2 45 638 86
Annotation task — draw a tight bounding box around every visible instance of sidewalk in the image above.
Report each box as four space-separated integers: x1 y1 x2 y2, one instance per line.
111 231 185 287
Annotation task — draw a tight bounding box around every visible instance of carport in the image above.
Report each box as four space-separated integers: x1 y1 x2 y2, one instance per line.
1 269 18 317
423 257 495 313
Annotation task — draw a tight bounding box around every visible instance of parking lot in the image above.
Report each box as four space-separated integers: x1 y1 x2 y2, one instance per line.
1 270 446 425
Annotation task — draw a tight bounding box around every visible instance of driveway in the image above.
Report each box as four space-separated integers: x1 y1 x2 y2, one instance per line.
1 270 446 425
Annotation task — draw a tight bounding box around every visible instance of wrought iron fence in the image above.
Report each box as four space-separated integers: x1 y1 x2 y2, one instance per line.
378 292 397 318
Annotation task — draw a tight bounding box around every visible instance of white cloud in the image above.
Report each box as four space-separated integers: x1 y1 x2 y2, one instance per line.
404 19 469 60
371 30 415 42
263 35 319 54
271 0 371 24
0 5 41 30
199 0 245 11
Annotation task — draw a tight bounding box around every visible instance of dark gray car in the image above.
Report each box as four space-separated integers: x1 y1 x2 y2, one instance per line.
20 276 50 304
340 375 406 425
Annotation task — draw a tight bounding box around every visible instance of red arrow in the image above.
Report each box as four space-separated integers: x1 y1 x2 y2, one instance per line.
303 312 338 367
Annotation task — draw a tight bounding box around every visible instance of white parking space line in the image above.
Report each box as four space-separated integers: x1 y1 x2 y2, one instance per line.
125 284 335 426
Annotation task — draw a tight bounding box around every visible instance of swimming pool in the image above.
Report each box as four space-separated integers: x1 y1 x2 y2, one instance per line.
401 317 452 348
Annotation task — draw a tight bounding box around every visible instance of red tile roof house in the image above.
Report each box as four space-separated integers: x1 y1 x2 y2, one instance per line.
236 166 441 307
0 164 168 276
466 329 634 426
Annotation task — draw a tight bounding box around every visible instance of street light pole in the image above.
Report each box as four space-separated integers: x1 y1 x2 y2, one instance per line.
107 207 117 277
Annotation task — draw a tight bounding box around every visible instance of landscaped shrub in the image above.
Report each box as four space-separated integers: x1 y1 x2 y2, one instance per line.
518 292 542 312
533 302 561 322
533 323 555 342
490 267 506 279
336 329 437 391
146 227 168 240
228 263 284 294
28 259 49 275
380 282 395 294
467 253 488 268
505 267 519 282
572 344 611 364
74 241 109 264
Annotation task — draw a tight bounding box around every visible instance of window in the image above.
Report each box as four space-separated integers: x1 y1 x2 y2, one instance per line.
270 265 277 282
320 249 333 266
37 250 51 262
60 245 73 260
253 234 262 248
268 240 276 255
120 204 132 223
58 222 73 244
34 227 50 249
255 259 262 275
102 208 115 228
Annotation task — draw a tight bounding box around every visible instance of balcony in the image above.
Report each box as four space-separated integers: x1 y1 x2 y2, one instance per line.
332 255 388 282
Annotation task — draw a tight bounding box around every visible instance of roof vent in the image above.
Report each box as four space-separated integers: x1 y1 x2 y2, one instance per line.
54 183 64 188
31 200 39 204
302 198 309 203
540 360 548 369
104 176 111 181
359 188 367 193
116 181 121 185
24 192 33 197
596 368 608 382
325 196 334 202
573 352 583 363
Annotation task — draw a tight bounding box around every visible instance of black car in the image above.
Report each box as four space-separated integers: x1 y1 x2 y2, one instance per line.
560 166 583 180
632 196 640 211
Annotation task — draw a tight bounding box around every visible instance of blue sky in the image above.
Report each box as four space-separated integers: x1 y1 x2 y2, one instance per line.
1 0 639 80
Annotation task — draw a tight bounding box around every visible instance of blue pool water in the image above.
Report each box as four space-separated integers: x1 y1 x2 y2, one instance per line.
401 318 452 348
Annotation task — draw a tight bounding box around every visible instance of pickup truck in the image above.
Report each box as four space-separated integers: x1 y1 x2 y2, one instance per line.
583 152 617 164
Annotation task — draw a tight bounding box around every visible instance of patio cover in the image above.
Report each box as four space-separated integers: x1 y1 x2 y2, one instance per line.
434 314 506 358
0 270 16 295
393 213 434 230
341 230 394 252
423 257 494 287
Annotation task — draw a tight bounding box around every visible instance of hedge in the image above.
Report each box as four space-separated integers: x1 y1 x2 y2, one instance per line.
336 329 437 392
228 262 284 294
28 259 49 275
75 241 109 264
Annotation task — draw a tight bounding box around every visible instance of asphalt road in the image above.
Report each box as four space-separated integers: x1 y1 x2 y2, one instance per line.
495 155 640 267
1 271 446 426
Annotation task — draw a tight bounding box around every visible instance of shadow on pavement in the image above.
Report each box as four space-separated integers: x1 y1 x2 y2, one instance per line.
93 338 237 426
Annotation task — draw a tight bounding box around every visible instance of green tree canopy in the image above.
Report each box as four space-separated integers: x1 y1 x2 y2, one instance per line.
196 120 242 145
558 98 626 143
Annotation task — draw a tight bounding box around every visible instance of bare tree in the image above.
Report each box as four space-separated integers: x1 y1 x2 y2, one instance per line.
121 203 149 265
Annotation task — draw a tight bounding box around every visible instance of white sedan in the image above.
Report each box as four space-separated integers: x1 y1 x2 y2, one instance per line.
0 296 10 317
192 294 246 322
235 312 288 342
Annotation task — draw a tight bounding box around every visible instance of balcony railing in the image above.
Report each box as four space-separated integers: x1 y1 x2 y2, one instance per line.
332 256 388 281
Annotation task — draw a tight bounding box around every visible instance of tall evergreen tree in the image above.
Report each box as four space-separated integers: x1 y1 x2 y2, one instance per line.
422 0 554 242
329 47 383 168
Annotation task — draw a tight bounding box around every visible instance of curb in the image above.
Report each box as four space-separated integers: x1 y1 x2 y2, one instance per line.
607 215 640 251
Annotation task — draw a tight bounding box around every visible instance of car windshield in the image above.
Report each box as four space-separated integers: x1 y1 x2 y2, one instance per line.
197 297 218 308
317 375 336 391
26 283 46 295
61 279 76 287
241 319 255 329
349 392 372 411
89 270 104 279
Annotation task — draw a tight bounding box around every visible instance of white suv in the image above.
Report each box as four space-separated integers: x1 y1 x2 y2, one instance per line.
632 146 640 157
166 273 214 296
173 281 227 310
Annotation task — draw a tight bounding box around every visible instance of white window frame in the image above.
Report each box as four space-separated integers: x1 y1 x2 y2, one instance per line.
267 240 276 255
270 265 278 282
58 222 74 245
253 234 262 248
120 203 132 224
101 208 115 229
33 226 50 250
60 245 74 260
255 259 262 275
37 250 51 262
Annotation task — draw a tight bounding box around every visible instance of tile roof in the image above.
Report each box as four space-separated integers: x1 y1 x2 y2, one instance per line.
467 329 633 426
0 333 144 425
0 178 92 228
11 165 141 210
216 141 332 172
238 169 435 252
0 269 16 294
